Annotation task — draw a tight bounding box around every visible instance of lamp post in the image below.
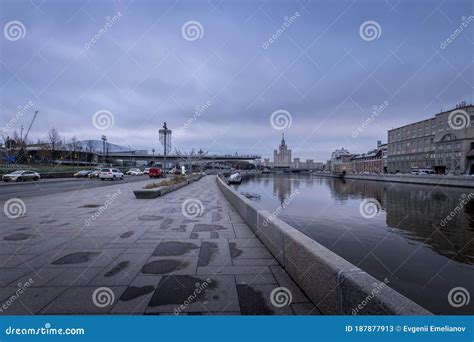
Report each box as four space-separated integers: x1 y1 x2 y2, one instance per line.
152 148 155 165
101 135 107 165
5 136 10 166
159 122 171 178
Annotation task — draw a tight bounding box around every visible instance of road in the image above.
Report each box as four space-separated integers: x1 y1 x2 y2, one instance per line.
0 176 151 201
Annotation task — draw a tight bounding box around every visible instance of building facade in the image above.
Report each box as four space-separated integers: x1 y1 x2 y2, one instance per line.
268 135 323 170
262 158 273 168
387 104 474 174
330 147 351 173
351 141 387 174
273 134 292 167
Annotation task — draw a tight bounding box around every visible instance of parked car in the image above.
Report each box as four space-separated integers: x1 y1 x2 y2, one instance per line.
149 167 164 178
410 168 435 175
168 167 182 175
3 170 41 182
99 168 124 180
126 168 144 176
74 170 93 178
88 169 102 178
143 168 150 175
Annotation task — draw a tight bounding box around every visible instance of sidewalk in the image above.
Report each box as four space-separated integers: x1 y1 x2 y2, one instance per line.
0 176 320 315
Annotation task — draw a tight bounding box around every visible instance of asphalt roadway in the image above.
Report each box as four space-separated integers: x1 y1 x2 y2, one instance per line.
0 175 151 201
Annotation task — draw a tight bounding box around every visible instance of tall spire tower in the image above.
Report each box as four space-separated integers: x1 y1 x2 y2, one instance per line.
274 133 291 167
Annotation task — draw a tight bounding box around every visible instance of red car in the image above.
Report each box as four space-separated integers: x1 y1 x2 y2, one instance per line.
149 167 164 178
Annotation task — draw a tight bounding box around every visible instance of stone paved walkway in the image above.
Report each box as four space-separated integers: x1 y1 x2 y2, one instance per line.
0 176 320 315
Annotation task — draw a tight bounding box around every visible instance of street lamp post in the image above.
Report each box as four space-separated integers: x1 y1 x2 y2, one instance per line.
159 122 172 178
5 136 10 166
152 148 155 165
101 135 107 165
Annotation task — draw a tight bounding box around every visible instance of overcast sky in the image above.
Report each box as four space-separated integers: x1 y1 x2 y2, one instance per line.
1 0 472 161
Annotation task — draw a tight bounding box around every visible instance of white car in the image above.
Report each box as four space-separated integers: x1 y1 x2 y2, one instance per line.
126 168 143 176
99 168 124 180
2 170 41 182
143 168 150 175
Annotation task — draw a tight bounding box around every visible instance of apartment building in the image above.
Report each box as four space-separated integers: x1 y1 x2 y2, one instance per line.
387 104 474 174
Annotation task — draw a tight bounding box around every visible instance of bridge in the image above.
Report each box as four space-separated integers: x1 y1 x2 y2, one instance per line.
107 152 261 165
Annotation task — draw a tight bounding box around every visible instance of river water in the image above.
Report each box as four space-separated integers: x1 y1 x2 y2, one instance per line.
231 174 474 314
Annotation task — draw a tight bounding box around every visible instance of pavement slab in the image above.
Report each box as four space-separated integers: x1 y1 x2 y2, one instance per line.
0 175 319 315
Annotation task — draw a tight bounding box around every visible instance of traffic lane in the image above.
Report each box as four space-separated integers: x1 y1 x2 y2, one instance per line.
0 177 87 186
0 175 150 201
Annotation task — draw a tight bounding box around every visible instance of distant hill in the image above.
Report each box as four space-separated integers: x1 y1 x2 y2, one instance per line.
78 140 133 153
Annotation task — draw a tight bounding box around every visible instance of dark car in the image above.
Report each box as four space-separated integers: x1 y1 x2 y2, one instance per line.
73 170 93 178
149 167 164 178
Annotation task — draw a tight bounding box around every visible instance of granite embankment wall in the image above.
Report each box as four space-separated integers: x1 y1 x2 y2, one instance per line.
314 173 474 188
216 175 430 315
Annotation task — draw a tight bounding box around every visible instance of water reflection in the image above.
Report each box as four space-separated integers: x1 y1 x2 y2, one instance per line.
272 176 292 205
233 174 474 314
337 179 474 264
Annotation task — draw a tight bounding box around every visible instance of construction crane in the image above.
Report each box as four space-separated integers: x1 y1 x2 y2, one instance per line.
23 110 39 144
17 110 39 163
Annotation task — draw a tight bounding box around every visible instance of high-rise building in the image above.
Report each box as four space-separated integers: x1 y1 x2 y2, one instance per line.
273 133 292 167
387 104 474 174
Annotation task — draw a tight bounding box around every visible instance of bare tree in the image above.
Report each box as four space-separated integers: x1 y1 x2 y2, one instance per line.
67 136 81 165
42 128 63 163
174 148 208 174
86 140 95 164
11 130 24 148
